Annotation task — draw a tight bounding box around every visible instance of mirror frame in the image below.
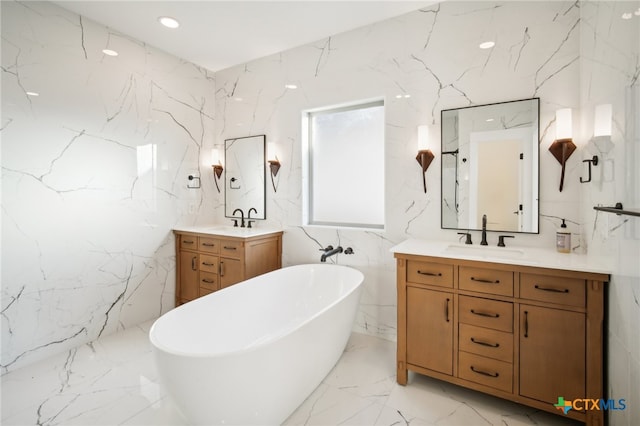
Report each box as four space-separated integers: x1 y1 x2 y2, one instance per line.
224 134 266 220
440 98 540 234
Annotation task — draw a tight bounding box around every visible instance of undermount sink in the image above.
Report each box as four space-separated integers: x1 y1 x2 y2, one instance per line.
443 244 525 260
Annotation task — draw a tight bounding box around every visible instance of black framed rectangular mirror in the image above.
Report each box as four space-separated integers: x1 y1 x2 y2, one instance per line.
441 98 540 234
224 135 266 220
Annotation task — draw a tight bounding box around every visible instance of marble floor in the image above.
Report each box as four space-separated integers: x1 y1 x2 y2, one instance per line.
1 321 580 426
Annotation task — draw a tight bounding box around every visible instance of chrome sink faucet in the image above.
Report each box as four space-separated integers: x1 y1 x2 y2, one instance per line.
480 214 488 246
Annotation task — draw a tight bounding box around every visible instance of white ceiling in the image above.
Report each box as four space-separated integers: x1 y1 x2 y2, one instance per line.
55 1 434 72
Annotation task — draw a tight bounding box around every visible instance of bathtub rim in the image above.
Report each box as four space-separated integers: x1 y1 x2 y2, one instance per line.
149 263 364 358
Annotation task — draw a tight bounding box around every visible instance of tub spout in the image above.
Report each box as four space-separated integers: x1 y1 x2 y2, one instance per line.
320 246 343 262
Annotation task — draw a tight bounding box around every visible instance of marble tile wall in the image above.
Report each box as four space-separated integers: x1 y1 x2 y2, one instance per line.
213 1 582 341
579 1 640 424
1 1 216 373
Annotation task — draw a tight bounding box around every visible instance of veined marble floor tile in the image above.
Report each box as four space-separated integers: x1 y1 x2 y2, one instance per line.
2 324 581 426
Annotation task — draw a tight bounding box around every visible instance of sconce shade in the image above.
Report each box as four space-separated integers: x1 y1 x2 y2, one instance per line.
417 125 429 151
594 104 612 137
555 108 573 140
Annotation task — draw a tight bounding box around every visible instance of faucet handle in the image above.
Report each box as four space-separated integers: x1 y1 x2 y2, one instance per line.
497 235 515 247
457 232 473 245
247 220 255 229
319 245 333 252
232 219 238 227
344 247 354 255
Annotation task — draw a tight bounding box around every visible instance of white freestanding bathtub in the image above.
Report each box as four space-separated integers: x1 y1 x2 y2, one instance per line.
149 263 364 425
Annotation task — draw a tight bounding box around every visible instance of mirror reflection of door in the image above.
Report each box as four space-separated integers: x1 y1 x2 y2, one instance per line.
440 98 539 234
471 136 520 231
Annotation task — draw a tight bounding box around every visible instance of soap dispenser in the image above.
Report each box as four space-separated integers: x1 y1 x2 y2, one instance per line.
556 219 571 253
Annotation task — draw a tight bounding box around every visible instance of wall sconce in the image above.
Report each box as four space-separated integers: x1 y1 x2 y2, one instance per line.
416 125 435 193
580 104 610 184
211 148 224 193
548 108 576 192
267 142 281 192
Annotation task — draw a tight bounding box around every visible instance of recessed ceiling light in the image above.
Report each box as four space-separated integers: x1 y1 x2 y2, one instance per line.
26 91 39 97
404 94 411 98
622 12 633 19
284 84 298 89
486 118 494 122
158 16 180 29
102 49 118 56
479 41 495 49
635 8 640 16
234 97 243 102
395 95 402 99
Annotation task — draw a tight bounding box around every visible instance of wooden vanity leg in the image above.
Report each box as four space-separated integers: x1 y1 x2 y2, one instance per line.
397 361 408 385
397 258 408 385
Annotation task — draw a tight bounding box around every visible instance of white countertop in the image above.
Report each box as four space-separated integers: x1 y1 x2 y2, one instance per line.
173 224 283 238
390 239 612 275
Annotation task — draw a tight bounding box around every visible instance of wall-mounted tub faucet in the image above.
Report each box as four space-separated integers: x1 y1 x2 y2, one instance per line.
320 246 343 262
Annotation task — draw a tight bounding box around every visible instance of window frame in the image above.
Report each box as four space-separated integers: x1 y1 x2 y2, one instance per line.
302 98 386 230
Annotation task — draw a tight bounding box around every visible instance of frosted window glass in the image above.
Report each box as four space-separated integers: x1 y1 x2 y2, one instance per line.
308 101 384 229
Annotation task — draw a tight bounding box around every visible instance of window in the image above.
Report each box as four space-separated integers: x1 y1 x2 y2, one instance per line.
303 99 385 229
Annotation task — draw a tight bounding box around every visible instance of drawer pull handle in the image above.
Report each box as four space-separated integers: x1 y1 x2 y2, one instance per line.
223 246 237 250
202 262 215 267
191 256 197 271
470 277 500 284
417 270 442 277
445 298 450 323
524 310 529 338
534 284 569 293
470 366 499 378
470 309 500 318
202 243 216 247
182 240 195 244
220 261 225 277
470 337 500 348
202 279 215 284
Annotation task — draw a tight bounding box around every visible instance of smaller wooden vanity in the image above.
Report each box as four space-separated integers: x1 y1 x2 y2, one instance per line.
174 227 282 305
392 240 610 426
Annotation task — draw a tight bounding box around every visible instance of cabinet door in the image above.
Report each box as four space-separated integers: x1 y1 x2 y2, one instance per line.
519 305 585 404
219 257 243 289
179 251 199 302
406 286 453 375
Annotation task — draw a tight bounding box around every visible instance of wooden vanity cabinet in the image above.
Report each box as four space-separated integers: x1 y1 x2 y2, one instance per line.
175 230 282 305
396 253 608 425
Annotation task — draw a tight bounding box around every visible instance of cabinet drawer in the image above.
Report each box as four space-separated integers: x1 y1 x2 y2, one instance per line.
459 324 513 363
179 235 198 250
520 273 585 307
200 254 218 273
407 260 454 288
199 272 218 292
459 351 512 393
199 286 216 297
199 237 220 254
459 266 513 297
220 240 243 259
459 296 513 332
